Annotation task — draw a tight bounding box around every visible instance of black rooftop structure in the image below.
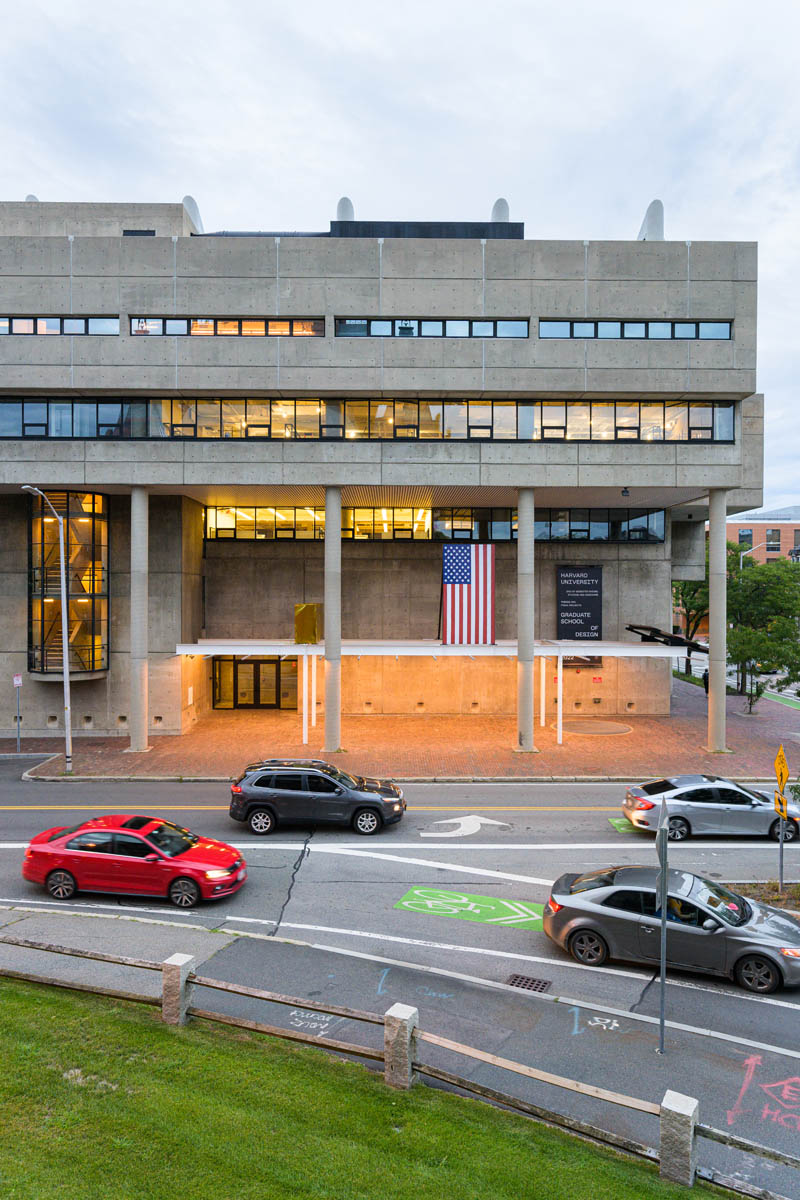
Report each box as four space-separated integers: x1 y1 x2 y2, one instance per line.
202 220 525 239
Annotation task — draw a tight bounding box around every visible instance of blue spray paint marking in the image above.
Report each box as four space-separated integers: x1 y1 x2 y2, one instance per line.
377 967 391 996
569 1005 584 1036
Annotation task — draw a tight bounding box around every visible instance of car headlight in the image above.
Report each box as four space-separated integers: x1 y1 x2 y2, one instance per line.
393 803 401 811
779 947 800 958
205 869 230 880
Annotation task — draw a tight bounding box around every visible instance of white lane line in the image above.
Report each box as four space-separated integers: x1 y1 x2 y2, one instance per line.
278 846 553 885
0 840 784 852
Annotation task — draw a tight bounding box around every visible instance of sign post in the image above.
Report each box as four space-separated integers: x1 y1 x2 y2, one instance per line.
655 797 669 1055
13 673 22 753
774 745 790 893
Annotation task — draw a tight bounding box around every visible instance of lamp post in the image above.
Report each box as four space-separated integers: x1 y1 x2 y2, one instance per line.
739 542 767 571
22 486 72 774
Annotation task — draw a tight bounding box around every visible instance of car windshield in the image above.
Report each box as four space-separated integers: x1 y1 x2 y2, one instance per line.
735 784 767 803
570 868 619 893
326 766 358 788
48 823 85 842
692 879 750 926
146 823 198 858
640 779 676 796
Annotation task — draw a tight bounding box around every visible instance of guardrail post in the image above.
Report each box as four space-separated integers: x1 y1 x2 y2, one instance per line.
161 953 194 1025
384 1003 418 1089
660 1090 699 1186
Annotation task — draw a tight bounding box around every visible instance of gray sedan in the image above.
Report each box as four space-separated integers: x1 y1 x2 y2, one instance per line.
542 865 800 993
623 775 800 842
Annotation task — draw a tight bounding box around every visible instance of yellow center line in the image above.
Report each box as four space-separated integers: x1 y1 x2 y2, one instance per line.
0 804 618 812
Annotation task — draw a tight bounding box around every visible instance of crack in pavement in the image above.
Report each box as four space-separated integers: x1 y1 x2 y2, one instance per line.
629 969 659 1014
270 832 313 937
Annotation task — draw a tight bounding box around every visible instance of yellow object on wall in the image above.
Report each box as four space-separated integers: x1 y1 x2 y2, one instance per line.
295 603 323 644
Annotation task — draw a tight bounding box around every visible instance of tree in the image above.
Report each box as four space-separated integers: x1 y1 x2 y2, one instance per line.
726 552 800 710
672 554 709 674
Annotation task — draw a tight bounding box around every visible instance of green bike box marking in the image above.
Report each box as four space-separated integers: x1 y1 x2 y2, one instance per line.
395 887 543 930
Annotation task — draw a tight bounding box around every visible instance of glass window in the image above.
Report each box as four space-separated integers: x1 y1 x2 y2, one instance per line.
165 319 188 335
65 831 114 853
590 510 609 540
492 401 516 439
541 402 566 438
221 400 246 438
647 322 671 338
114 834 154 858
197 401 221 438
699 322 730 339
320 399 344 437
370 320 393 337
255 508 275 539
496 320 528 337
674 322 696 339
471 321 494 337
295 400 320 439
713 402 734 440
627 510 649 541
294 508 315 539
689 402 714 439
87 318 119 335
244 399 270 436
766 529 781 552
539 320 570 338
370 401 394 438
468 401 492 436
214 507 235 538
419 401 442 439
396 320 418 337
738 529 752 546
49 402 72 437
241 319 266 336
341 508 354 538
609 510 628 541
190 318 215 336
491 508 512 540
172 399 196 433
451 509 473 540
23 400 48 434
353 509 373 539
413 508 431 539
0 402 22 436
63 318 86 334
394 400 418 437
640 402 664 440
0 317 8 334
216 319 239 336
550 510 569 540
616 403 639 438
566 402 590 439
336 319 367 337
433 510 452 540
131 318 162 335
420 320 442 337
443 401 467 440
271 400 294 439
648 511 665 541
375 509 393 540
394 508 414 538
275 509 295 538
12 318 34 334
572 322 595 338
345 401 369 439
535 512 550 541
36 317 61 335
73 403 98 438
665 402 688 440
623 322 646 338
98 403 123 436
517 402 539 441
597 321 621 339
292 319 324 336
570 510 589 540
445 320 469 337
602 890 643 914
268 320 291 336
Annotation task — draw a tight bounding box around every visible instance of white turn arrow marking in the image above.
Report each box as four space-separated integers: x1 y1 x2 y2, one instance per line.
420 815 511 838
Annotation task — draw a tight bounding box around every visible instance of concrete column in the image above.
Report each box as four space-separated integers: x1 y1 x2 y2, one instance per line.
516 488 536 751
384 1002 418 1089
707 489 728 752
161 953 194 1025
129 487 150 752
659 1090 699 1186
324 486 342 752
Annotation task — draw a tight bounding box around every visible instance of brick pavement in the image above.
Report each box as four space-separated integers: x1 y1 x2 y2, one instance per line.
6 681 799 780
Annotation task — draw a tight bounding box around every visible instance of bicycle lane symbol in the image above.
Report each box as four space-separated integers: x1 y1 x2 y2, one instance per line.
394 887 543 930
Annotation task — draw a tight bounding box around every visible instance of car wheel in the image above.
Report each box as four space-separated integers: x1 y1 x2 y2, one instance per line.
770 819 798 843
168 877 201 908
46 870 77 901
248 809 275 836
353 808 382 836
568 929 609 966
735 955 781 994
668 817 690 842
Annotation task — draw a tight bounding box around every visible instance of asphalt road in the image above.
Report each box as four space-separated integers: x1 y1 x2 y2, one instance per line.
2 758 800 1194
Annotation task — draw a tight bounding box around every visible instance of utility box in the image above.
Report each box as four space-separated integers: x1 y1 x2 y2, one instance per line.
295 603 323 644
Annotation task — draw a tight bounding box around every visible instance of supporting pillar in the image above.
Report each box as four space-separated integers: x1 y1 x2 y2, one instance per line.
384 1002 418 1090
128 487 150 752
324 486 342 752
161 953 194 1026
659 1090 699 1186
311 653 317 727
707 489 728 752
302 652 309 745
516 488 536 751
557 654 563 745
540 656 546 727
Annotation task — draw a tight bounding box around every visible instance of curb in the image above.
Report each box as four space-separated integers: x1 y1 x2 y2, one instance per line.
18 768 779 785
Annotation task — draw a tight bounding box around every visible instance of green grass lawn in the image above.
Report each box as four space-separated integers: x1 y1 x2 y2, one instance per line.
0 979 729 1200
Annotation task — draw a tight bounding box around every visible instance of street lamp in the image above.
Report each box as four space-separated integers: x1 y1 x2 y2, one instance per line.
739 542 767 570
22 486 73 774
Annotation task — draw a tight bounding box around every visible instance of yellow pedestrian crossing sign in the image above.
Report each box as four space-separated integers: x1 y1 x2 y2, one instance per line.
775 791 788 820
775 745 789 794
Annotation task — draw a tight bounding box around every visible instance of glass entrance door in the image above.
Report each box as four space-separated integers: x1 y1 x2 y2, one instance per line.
212 657 296 710
257 661 278 706
236 662 256 707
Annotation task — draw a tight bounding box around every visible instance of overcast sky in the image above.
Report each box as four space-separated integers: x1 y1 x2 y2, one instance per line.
1 0 797 510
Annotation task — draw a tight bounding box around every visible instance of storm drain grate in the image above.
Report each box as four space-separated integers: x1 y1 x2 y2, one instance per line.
505 974 551 993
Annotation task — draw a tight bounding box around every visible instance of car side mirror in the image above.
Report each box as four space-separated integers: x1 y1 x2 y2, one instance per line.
702 918 719 931
145 854 159 863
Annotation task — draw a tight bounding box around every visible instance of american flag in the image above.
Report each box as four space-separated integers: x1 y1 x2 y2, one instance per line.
442 544 495 645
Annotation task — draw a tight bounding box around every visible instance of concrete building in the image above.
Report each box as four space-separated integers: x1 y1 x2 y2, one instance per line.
0 196 763 754
727 506 800 564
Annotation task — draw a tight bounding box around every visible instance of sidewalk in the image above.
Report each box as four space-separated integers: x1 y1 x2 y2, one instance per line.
6 680 799 781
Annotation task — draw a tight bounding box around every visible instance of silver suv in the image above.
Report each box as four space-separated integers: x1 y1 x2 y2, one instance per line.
229 758 405 836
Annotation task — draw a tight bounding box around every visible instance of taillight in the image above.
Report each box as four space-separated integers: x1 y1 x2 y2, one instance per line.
231 785 242 794
546 896 563 914
24 848 33 859
634 799 656 811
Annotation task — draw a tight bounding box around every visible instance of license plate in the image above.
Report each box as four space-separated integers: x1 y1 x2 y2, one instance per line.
237 869 246 881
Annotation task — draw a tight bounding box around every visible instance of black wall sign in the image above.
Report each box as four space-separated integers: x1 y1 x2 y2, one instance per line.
556 567 602 641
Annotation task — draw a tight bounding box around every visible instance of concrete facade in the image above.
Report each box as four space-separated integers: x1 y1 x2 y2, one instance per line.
0 199 763 743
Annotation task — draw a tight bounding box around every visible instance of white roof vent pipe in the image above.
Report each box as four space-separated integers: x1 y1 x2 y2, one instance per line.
637 199 664 240
25 194 39 202
491 197 509 222
182 195 204 233
336 196 355 221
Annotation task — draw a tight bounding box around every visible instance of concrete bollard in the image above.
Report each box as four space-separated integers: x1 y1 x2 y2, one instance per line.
161 953 194 1025
384 1003 418 1090
659 1089 699 1186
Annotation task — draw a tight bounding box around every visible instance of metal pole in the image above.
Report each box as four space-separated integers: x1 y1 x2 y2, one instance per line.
516 488 535 751
707 489 728 752
656 798 668 1055
16 686 21 753
779 817 785 892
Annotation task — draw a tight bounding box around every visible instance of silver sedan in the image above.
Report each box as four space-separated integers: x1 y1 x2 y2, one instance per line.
542 865 800 993
622 775 800 842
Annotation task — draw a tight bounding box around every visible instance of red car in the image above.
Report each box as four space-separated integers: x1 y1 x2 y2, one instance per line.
22 816 247 908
